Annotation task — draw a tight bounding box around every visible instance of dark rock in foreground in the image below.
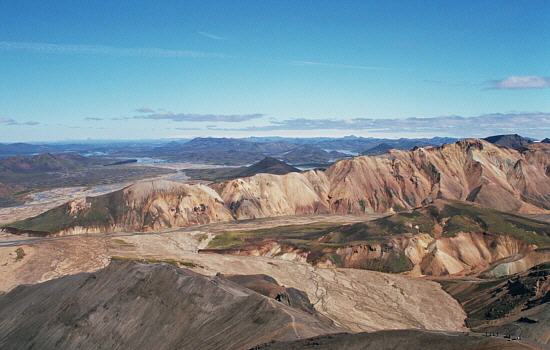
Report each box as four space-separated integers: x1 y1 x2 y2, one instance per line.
251 329 537 350
0 260 339 350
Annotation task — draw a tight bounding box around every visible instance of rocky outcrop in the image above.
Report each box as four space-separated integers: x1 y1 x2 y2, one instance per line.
440 263 550 346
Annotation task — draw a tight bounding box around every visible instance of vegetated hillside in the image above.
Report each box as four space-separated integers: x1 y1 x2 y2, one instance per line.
3 180 233 236
484 134 533 150
251 329 535 350
5 139 550 236
204 200 550 276
439 263 550 346
0 260 340 350
541 138 550 144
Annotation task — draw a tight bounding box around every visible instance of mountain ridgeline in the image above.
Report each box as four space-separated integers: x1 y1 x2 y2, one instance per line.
0 260 339 350
4 139 550 237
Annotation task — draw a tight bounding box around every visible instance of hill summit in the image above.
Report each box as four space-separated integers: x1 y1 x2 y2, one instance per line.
484 134 533 150
238 157 300 177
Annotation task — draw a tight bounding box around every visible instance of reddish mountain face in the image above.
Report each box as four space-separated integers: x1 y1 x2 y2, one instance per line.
218 139 550 218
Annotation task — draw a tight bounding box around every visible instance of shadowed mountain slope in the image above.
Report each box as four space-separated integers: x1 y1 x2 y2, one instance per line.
440 263 550 346
0 260 340 350
484 134 533 150
183 157 300 181
251 329 538 350
238 157 301 177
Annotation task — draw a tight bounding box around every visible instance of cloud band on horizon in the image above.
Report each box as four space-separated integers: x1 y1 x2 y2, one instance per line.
205 112 550 139
488 76 550 89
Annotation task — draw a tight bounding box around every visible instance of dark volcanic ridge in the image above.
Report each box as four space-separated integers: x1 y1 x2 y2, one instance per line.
183 156 300 181
251 329 536 350
0 260 339 350
484 134 534 151
440 263 550 346
237 157 301 177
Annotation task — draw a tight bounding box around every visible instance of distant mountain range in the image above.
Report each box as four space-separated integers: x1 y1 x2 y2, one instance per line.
0 136 458 165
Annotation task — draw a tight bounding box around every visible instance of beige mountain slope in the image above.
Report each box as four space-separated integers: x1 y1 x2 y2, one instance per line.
3 180 233 235
4 139 549 235
218 140 550 219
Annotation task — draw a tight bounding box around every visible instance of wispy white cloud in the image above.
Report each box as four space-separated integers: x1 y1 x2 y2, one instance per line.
488 76 550 89
290 60 388 71
0 41 230 59
0 117 39 126
135 107 156 113
0 41 387 72
197 31 225 40
132 109 265 122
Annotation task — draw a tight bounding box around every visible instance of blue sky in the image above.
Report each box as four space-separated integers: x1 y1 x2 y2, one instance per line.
0 0 549 141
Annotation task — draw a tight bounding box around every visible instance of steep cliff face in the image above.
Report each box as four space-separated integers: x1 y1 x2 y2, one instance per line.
217 140 550 219
212 171 331 219
5 140 549 235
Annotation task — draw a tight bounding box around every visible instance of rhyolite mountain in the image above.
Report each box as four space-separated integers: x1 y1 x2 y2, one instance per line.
4 139 549 236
